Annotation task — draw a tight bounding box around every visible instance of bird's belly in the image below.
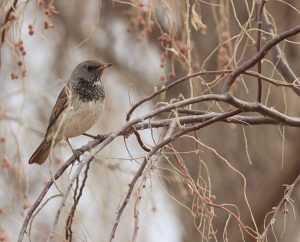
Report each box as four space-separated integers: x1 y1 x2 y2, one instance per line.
50 101 103 140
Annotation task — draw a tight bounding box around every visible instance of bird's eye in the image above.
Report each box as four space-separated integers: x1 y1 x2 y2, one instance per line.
87 65 93 71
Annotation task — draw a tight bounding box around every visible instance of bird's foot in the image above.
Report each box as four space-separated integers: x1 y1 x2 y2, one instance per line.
73 148 85 163
94 134 107 142
82 133 107 142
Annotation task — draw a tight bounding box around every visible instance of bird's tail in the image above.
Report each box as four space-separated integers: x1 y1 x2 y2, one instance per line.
28 139 52 165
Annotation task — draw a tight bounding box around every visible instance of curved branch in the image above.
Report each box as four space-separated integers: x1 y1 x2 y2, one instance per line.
261 10 300 96
127 69 296 122
222 25 300 93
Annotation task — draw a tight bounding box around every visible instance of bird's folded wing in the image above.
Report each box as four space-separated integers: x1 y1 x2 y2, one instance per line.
45 85 70 136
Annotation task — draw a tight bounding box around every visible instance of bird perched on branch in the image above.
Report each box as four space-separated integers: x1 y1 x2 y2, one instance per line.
28 60 112 165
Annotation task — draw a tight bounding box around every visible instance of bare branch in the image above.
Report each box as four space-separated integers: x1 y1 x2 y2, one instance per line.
222 25 300 93
261 10 300 96
256 0 266 102
260 173 300 240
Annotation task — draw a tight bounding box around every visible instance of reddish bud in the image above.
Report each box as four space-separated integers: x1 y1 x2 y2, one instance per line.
21 70 27 77
2 157 11 169
23 202 30 210
169 71 175 79
138 19 146 28
126 26 132 33
44 21 54 29
28 29 34 36
11 73 18 80
8 14 16 21
17 60 23 66
160 74 165 81
44 10 51 17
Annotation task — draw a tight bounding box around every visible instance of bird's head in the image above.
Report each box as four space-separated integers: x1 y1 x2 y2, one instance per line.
71 60 112 82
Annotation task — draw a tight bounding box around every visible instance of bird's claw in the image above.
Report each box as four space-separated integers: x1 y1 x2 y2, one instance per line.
95 135 106 142
73 148 84 163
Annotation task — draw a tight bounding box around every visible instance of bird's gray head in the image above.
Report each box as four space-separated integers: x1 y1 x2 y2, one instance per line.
71 60 112 82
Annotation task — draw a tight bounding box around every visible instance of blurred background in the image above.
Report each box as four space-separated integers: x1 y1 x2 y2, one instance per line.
1 0 300 241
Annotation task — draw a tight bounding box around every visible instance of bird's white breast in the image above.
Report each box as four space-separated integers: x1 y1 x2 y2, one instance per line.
48 99 103 141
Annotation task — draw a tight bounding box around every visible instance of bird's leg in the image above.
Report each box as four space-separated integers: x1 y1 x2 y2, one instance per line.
65 138 84 162
82 133 107 142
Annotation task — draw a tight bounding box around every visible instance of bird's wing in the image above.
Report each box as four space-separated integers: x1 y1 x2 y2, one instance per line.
45 85 71 137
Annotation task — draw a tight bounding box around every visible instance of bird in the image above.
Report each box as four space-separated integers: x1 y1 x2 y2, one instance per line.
28 60 112 165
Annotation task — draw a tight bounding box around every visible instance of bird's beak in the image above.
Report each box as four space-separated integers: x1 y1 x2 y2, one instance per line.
99 63 112 70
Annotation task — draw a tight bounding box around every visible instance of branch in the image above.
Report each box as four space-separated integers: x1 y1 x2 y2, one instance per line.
222 25 300 93
256 0 266 102
18 136 109 242
108 121 177 242
47 157 93 242
1 0 18 45
65 159 91 241
260 173 300 240
109 110 245 241
18 92 300 241
127 69 296 122
261 10 300 96
133 111 300 129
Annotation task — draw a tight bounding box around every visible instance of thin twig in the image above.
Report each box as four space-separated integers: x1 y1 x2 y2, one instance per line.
47 158 93 242
109 121 177 242
261 10 300 96
109 110 243 241
222 25 300 93
260 173 300 240
256 0 266 102
1 0 18 44
65 159 91 241
127 69 296 122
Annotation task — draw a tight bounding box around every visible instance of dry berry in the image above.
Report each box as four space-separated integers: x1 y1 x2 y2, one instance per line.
160 74 165 81
17 60 23 66
169 71 175 79
2 157 11 169
44 10 51 17
44 21 54 29
11 73 18 80
23 202 30 210
29 29 34 36
8 14 16 21
126 26 132 33
21 70 27 78
138 18 145 28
